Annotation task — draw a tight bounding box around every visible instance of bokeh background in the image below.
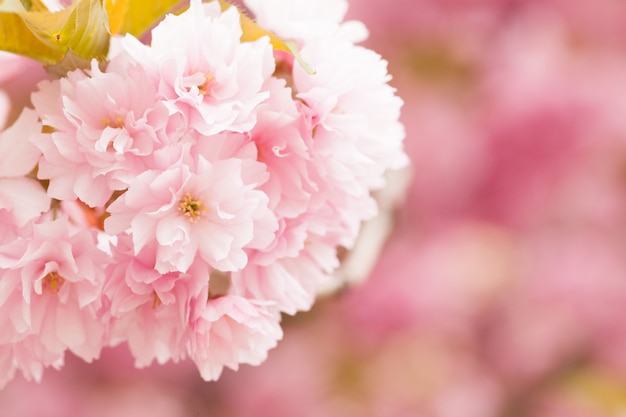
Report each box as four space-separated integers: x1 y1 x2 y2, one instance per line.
3 0 626 415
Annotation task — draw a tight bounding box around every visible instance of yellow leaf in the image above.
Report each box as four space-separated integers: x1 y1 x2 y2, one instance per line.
103 0 128 34
0 13 60 62
104 0 185 37
0 0 26 12
0 0 110 67
19 0 49 12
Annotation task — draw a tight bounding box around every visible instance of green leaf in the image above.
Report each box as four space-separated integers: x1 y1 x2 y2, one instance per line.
0 0 110 67
105 0 184 37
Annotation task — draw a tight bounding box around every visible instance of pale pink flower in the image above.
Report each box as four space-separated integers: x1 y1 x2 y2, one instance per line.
0 106 44 183
105 236 208 367
232 231 339 315
0 52 48 130
244 0 368 43
188 128 257 166
30 59 166 207
0 217 110 381
120 0 274 137
0 0 409 388
187 295 282 381
250 78 317 218
0 108 49 243
294 37 407 191
105 154 277 273
303 175 379 249
8 335 64 384
249 216 309 265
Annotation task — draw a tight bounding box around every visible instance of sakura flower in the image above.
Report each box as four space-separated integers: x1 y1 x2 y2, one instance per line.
0 108 49 243
231 238 338 315
0 0 407 388
7 335 65 384
244 0 368 43
187 295 282 381
104 236 208 367
0 52 49 130
294 37 407 191
0 107 43 178
30 59 166 207
0 217 110 381
105 154 277 274
119 0 274 137
249 78 317 219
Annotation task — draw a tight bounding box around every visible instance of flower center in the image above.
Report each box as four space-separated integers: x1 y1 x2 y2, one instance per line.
182 70 214 96
101 115 124 128
42 271 65 294
198 74 214 96
178 192 208 222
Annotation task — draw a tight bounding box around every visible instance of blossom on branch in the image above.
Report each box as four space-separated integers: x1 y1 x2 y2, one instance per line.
0 0 407 386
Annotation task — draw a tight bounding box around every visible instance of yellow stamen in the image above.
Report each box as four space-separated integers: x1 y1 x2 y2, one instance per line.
198 74 214 96
42 271 65 294
101 115 124 128
178 193 208 222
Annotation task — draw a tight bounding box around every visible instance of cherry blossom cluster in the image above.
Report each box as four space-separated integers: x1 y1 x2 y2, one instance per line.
0 0 406 386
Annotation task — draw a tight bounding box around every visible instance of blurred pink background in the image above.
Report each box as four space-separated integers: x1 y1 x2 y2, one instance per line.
3 0 626 415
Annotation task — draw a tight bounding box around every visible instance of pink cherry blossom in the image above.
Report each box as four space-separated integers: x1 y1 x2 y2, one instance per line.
0 0 407 388
232 247 336 315
0 52 48 130
119 0 275 137
0 108 49 243
244 0 368 43
187 295 282 381
30 60 167 207
294 37 407 190
104 236 208 367
105 154 277 273
249 77 317 219
0 217 110 383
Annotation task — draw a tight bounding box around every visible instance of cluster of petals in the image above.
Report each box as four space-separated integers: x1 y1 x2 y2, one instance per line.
0 0 406 385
